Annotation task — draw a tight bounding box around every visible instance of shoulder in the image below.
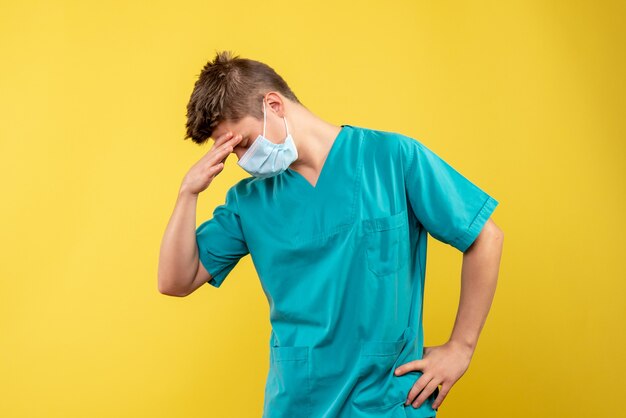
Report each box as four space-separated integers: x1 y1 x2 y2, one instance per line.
225 174 276 209
226 176 257 202
349 124 419 150
348 124 422 168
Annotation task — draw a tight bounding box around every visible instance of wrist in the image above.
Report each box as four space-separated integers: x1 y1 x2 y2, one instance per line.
178 186 199 200
447 337 476 358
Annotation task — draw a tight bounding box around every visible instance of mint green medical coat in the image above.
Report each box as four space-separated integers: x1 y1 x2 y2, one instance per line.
196 124 499 417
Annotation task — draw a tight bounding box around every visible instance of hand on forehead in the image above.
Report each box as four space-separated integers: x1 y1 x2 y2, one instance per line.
213 116 260 147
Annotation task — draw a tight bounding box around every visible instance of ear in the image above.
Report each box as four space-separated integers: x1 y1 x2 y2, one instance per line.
265 91 286 117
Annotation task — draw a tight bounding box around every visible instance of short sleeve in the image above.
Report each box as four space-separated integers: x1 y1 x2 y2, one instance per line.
196 186 249 288
402 136 499 252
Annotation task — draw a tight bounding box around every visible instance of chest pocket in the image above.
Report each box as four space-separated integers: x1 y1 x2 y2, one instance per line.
363 210 410 277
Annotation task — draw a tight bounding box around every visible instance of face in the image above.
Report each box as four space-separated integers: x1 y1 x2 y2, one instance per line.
210 101 288 160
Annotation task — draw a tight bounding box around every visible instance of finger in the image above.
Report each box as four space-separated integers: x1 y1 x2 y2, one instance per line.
411 379 440 409
404 374 432 406
220 133 245 149
395 359 426 376
206 140 237 167
208 162 225 178
214 131 245 150
211 131 233 149
229 133 245 147
431 383 450 410
214 134 245 161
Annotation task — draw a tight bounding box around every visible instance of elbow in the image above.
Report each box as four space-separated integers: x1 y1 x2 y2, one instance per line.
494 226 504 244
485 225 504 249
157 275 190 297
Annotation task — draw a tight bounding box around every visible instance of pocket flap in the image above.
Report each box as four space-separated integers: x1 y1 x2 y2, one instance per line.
363 210 407 233
360 327 412 356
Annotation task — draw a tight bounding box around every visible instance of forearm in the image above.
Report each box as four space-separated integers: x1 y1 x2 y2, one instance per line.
448 222 504 353
157 187 200 295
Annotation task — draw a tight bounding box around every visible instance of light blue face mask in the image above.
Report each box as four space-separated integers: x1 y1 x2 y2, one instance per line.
237 99 298 178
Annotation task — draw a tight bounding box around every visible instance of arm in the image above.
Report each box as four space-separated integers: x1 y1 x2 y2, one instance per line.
394 134 503 411
157 131 243 297
396 218 504 410
157 190 213 297
449 218 504 354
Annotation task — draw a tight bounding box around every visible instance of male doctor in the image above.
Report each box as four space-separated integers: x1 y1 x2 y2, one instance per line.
159 50 504 418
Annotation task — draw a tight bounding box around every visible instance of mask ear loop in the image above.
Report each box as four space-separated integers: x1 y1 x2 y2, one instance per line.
283 106 289 137
263 96 290 139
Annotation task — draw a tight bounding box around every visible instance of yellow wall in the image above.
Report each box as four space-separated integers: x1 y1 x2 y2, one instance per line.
1 1 624 417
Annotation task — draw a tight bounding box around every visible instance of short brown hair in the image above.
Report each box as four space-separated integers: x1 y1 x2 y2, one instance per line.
184 50 303 145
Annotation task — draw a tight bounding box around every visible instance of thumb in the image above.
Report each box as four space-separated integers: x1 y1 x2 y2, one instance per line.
394 359 426 376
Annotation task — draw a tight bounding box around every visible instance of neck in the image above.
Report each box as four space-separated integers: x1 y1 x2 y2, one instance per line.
286 105 342 174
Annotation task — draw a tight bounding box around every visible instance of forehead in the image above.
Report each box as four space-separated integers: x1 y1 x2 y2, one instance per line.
212 115 258 140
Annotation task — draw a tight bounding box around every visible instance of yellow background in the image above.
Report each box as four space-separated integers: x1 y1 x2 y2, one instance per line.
1 1 624 417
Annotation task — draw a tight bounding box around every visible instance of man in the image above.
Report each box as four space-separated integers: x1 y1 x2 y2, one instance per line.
158 50 504 418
